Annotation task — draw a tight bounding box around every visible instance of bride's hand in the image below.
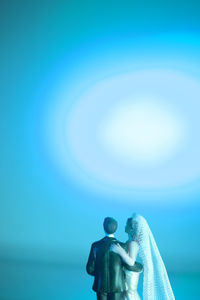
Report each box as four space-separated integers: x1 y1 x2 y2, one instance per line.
110 243 135 266
110 243 122 254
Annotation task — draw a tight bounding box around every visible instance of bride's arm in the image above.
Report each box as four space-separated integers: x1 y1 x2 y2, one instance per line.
128 241 139 261
110 241 139 266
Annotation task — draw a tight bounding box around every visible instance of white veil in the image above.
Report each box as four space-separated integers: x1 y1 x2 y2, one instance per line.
131 214 175 300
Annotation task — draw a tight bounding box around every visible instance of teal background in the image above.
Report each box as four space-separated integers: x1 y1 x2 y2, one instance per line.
1 1 200 299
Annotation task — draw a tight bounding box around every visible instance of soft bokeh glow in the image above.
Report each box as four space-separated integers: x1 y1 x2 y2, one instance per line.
100 98 183 165
45 67 200 194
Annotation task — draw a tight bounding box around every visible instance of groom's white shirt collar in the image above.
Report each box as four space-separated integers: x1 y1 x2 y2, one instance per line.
105 233 114 237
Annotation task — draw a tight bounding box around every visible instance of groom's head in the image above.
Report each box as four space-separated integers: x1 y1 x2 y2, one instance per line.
103 217 118 234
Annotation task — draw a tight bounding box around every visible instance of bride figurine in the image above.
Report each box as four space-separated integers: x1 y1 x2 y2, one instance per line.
111 214 175 300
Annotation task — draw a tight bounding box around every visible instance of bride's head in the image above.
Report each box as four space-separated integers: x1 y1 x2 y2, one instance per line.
125 214 147 242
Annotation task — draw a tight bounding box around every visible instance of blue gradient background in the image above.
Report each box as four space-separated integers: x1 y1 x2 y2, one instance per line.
1 1 200 299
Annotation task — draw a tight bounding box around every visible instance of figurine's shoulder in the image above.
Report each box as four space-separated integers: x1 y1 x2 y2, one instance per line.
118 240 126 245
126 240 139 247
92 237 106 247
125 240 139 247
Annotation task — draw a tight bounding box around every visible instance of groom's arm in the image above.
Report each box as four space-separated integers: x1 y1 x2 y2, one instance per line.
86 243 96 276
123 261 143 272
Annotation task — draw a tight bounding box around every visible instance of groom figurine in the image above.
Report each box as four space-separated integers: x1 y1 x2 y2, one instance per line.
86 217 133 300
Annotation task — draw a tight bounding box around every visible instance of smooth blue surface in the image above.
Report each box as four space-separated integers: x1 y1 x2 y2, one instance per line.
1 0 200 288
0 262 199 300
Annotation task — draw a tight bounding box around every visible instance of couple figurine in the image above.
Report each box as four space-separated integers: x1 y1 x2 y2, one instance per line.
86 214 175 300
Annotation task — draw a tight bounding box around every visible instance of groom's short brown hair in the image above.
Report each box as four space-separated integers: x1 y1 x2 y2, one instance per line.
103 217 118 234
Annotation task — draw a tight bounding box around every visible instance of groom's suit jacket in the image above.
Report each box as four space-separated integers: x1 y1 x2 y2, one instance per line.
86 236 138 293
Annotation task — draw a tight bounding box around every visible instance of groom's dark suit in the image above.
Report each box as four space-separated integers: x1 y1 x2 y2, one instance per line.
86 236 130 300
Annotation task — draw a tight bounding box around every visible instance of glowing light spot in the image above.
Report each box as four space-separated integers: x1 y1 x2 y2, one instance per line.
99 99 183 166
44 68 200 196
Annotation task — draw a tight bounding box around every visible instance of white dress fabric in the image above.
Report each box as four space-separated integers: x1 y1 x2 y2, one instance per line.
126 269 141 300
129 214 175 300
125 241 141 300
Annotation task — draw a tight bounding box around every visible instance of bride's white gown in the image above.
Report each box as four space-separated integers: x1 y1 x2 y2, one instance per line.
111 215 175 300
125 241 141 300
126 270 141 300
